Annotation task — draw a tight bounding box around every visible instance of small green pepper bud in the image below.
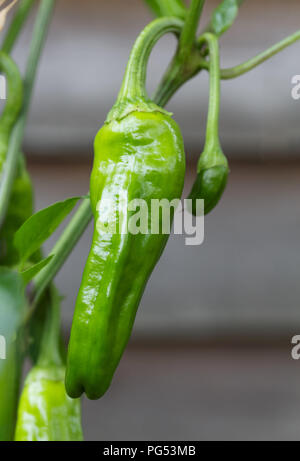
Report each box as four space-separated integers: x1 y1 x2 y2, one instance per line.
188 33 229 216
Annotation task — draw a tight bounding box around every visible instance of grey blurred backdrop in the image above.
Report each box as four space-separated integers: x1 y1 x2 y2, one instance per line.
4 0 300 440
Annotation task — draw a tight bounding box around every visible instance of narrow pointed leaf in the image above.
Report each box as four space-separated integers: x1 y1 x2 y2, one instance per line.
21 255 54 284
14 197 81 264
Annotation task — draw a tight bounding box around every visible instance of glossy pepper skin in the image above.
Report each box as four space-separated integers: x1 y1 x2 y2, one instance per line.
14 366 83 442
15 286 83 442
66 109 185 400
188 143 228 216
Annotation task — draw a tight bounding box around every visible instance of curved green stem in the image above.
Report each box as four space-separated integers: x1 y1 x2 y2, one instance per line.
116 17 183 104
200 30 300 79
31 198 92 310
1 0 35 54
107 17 184 122
199 33 220 147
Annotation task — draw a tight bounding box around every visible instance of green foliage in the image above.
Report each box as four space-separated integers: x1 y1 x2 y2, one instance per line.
14 197 81 265
144 0 187 19
21 255 54 284
210 0 242 36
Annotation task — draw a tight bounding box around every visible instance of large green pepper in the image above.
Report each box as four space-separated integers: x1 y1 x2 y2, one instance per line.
66 18 185 400
15 287 83 442
0 268 26 441
188 33 229 216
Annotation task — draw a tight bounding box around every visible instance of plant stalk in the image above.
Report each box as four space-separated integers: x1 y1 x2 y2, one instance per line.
0 0 55 229
1 0 35 54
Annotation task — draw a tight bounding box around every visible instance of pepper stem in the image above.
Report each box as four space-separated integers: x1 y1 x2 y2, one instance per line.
106 17 183 122
178 0 205 62
199 33 221 150
37 286 63 368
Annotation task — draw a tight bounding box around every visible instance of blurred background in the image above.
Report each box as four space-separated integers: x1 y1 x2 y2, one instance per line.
4 0 300 440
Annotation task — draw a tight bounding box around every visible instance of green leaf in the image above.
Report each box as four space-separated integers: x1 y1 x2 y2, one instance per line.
14 197 81 265
21 255 54 285
211 0 241 36
144 0 187 19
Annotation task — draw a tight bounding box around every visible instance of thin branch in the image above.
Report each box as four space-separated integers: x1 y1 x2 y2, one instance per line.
0 0 55 228
199 30 300 79
1 0 35 54
178 0 205 61
220 30 300 79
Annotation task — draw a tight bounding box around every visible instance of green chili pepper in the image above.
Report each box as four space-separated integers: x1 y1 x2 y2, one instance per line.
188 33 229 216
15 286 83 442
0 268 26 441
65 18 185 400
